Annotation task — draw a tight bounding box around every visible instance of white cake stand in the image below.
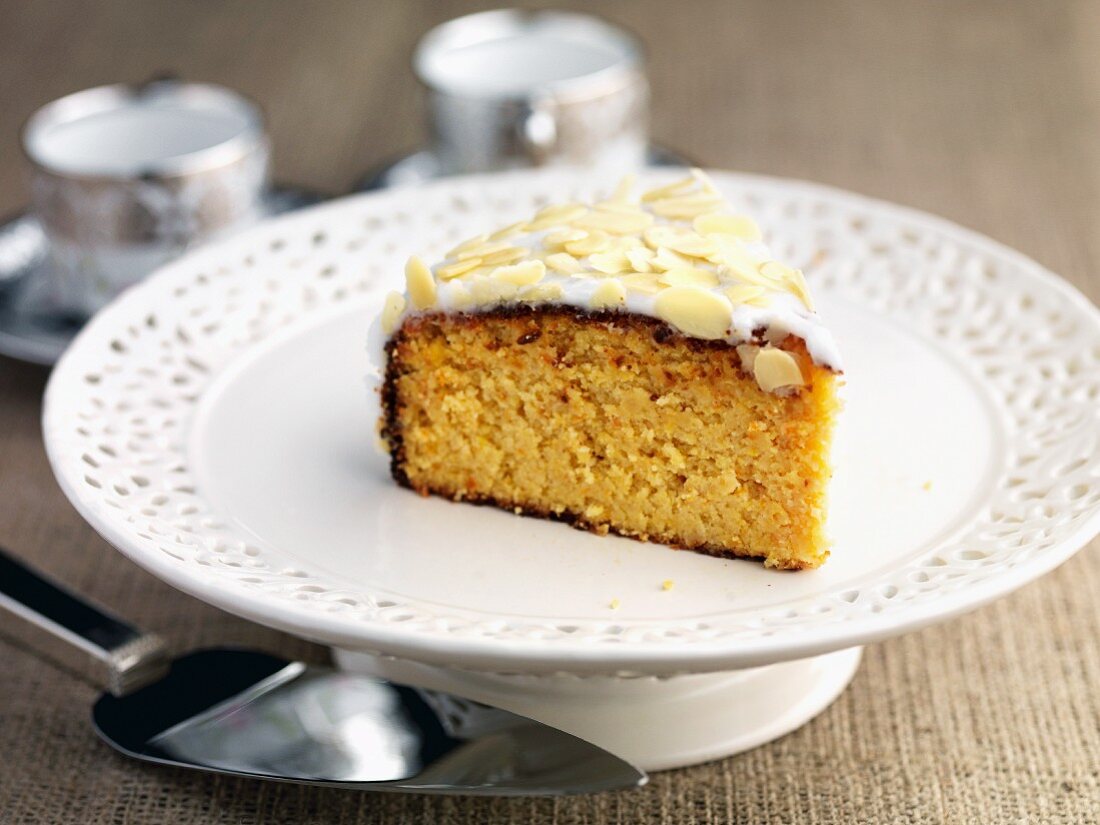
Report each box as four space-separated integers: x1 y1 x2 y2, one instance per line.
42 170 1100 771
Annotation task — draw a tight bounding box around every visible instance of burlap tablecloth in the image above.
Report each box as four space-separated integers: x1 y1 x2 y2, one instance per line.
1 1 1097 822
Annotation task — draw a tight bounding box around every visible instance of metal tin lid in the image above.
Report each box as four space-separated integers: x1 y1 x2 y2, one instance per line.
414 9 643 102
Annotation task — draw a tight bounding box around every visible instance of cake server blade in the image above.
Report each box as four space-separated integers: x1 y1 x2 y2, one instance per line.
0 546 646 795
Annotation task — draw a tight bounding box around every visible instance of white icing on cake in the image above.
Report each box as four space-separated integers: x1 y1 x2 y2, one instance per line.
377 170 842 373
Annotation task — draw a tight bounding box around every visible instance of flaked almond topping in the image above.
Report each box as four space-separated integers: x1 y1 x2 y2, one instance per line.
572 209 654 235
543 227 589 249
787 269 815 311
620 272 663 294
725 284 770 306
757 262 815 311
641 175 696 202
445 233 488 259
519 282 564 303
650 193 724 219
610 173 636 201
526 202 588 231
479 246 528 266
653 286 733 340
694 213 762 240
405 256 437 309
625 247 655 272
658 267 720 288
492 259 546 286
710 239 775 285
663 232 719 259
649 246 694 273
545 252 584 274
469 276 519 305
589 251 631 274
690 167 719 193
565 229 612 257
643 224 692 250
736 343 760 372
589 279 627 309
752 347 806 393
437 258 482 281
381 291 405 334
456 240 514 261
448 284 474 310
595 199 646 215
488 220 527 241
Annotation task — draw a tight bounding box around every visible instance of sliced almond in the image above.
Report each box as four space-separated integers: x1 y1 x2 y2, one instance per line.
526 202 588 231
690 168 719 193
448 284 474 310
753 347 806 392
641 175 696 202
621 273 664 294
381 291 405 334
405 256 436 309
519 283 564 303
650 246 694 272
488 220 527 241
445 233 489 259
664 232 718 259
760 261 815 311
786 268 815 311
725 284 769 306
545 252 584 274
653 286 732 340
436 258 482 281
625 247 655 272
650 194 725 219
479 246 528 266
492 259 546 286
643 224 692 250
589 251 631 274
710 239 775 285
609 174 636 202
595 199 645 215
736 343 760 372
572 209 654 235
469 276 518 305
565 229 612 257
758 260 795 281
543 227 589 249
658 267 720 288
693 213 762 240
456 240 514 261
589 279 627 309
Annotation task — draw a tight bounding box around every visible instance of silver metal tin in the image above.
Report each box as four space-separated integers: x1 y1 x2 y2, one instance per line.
414 9 649 175
22 79 270 316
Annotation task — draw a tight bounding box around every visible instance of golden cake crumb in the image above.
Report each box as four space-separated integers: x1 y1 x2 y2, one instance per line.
381 308 839 569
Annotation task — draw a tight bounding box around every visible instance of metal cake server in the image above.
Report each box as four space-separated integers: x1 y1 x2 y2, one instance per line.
0 547 646 795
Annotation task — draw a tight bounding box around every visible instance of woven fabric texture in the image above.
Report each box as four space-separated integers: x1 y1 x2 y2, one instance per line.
0 1 1098 822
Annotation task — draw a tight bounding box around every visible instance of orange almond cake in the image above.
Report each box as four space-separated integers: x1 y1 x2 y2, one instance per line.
374 171 842 569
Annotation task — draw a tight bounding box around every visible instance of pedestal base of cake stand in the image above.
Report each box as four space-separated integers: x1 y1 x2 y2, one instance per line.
333 646 863 772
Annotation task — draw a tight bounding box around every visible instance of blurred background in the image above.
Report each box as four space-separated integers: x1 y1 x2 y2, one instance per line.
4 0 1097 249
1 2 1097 823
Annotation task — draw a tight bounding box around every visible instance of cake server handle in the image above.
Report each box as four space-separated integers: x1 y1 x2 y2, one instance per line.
0 545 169 696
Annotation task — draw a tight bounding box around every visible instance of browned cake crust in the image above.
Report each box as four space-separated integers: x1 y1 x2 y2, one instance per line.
381 305 839 569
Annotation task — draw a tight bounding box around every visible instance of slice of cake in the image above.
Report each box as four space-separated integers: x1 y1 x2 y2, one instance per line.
375 171 842 569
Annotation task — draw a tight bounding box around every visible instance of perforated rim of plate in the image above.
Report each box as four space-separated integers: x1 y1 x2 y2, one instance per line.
43 169 1100 676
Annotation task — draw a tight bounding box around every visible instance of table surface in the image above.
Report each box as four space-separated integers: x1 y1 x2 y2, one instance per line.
1 1 1098 823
